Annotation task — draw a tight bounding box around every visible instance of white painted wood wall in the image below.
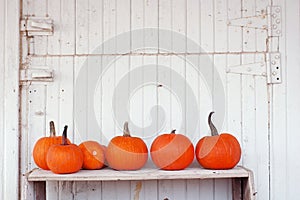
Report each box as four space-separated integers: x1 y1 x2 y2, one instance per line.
0 0 299 199
0 0 20 200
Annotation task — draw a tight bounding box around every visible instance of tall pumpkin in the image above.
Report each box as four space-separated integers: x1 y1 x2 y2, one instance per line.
46 126 83 174
195 112 241 169
150 130 194 170
32 121 70 170
106 122 148 170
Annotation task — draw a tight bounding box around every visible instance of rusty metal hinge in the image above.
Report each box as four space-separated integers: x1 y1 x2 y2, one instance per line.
228 6 282 37
20 17 53 36
226 52 282 84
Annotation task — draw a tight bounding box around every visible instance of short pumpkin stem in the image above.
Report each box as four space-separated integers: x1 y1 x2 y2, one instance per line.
62 125 68 145
123 121 131 137
170 129 176 134
208 112 219 136
49 121 56 137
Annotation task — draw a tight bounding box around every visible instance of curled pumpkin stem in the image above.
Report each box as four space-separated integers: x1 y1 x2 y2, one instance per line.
62 126 68 145
50 121 56 137
208 112 219 136
170 129 176 134
123 121 131 137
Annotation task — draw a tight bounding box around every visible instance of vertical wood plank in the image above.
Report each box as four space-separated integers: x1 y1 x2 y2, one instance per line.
242 0 256 52
158 0 172 53
142 180 158 200
131 0 144 53
214 54 232 200
157 55 172 132
26 0 48 55
254 54 269 200
255 0 269 52
88 0 103 54
226 54 242 152
200 0 214 52
46 181 59 200
144 0 158 53
2 0 20 199
214 0 228 52
228 0 242 52
269 0 288 199
103 0 116 54
186 179 200 200
101 181 116 200
186 0 200 53
47 0 61 55
199 179 214 199
58 57 74 140
61 0 75 55
76 0 90 54
0 1 5 198
116 0 130 54
158 180 174 200
171 0 186 53
215 179 232 200
58 181 74 200
284 0 300 199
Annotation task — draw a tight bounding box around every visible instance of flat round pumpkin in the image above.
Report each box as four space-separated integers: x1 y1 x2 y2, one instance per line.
150 130 194 170
105 122 148 170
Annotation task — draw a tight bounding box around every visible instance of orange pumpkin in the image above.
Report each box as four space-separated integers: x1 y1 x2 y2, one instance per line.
106 122 148 170
195 112 241 169
150 130 194 170
79 141 105 170
47 126 83 174
32 121 70 170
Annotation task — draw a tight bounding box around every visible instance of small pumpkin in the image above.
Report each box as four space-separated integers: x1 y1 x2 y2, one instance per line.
150 130 194 170
79 141 106 170
47 126 83 174
195 112 241 169
32 121 70 170
106 122 148 170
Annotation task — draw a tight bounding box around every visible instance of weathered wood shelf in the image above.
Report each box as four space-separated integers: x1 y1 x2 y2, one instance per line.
28 166 249 181
27 166 256 200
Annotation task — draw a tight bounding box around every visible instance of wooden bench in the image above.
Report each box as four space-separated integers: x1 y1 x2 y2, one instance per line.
27 166 256 200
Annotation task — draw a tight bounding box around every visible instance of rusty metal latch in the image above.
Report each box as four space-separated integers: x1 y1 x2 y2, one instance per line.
20 68 54 82
20 17 53 36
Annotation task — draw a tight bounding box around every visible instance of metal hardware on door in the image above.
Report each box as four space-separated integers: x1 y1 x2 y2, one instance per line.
266 52 282 84
20 17 53 36
20 68 54 82
226 52 282 84
228 5 282 37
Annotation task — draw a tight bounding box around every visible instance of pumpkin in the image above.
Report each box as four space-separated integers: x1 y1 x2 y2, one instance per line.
46 126 83 174
32 121 70 170
105 122 148 170
195 112 241 169
150 130 194 170
79 141 106 170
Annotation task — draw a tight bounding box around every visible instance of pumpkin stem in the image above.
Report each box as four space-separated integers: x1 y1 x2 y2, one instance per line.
170 129 176 134
123 121 131 137
208 112 219 136
49 121 56 137
62 125 68 145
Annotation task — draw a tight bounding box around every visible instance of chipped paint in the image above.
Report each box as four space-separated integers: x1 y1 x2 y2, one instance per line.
134 182 142 200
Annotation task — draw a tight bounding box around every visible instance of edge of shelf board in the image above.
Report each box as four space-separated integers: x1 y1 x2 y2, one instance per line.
27 166 250 182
